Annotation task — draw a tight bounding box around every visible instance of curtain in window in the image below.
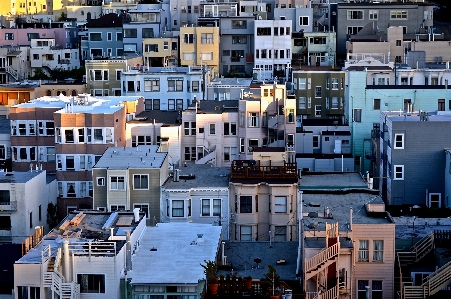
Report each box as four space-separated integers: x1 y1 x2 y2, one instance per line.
172 200 184 217
373 240 383 261
358 240 369 261
202 199 210 216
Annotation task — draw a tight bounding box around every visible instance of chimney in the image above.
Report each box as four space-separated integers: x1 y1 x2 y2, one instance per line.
133 208 140 222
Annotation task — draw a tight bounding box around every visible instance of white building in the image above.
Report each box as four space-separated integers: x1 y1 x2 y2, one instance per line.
30 39 80 76
254 19 292 81
0 170 57 244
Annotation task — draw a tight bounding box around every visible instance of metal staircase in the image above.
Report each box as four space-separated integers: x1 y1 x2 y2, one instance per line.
402 261 451 299
195 145 216 165
397 232 434 267
305 243 339 280
6 66 18 81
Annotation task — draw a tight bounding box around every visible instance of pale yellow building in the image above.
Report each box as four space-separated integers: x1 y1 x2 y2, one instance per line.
1 0 49 15
180 26 220 78
142 37 179 68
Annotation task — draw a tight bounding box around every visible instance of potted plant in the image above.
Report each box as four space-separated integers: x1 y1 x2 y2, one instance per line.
201 260 218 294
265 265 280 299
243 275 253 290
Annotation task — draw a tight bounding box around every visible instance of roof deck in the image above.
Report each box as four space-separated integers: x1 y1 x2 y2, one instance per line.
230 160 297 181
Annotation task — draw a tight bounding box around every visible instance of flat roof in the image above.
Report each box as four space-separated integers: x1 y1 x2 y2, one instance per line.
123 67 204 75
299 172 368 190
163 164 229 189
383 111 451 122
208 78 252 86
128 223 222 284
0 170 45 184
187 100 239 114
128 110 181 125
94 146 167 169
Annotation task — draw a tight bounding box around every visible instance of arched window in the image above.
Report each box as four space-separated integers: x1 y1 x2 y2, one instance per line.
61 91 67 96
46 90 51 96
71 90 77 96
56 91 61 96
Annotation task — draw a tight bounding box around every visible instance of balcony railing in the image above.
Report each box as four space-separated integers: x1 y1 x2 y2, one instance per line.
230 160 297 180
0 228 11 237
0 200 17 212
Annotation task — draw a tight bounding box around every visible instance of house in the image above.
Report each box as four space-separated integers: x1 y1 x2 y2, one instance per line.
126 223 222 299
292 69 345 120
379 111 451 207
181 100 239 167
66 6 102 22
102 0 138 16
0 24 66 48
121 66 208 110
80 13 124 60
0 82 39 116
300 172 395 299
333 1 434 61
254 18 292 82
0 46 32 83
0 0 49 15
142 34 179 68
14 210 147 299
93 145 168 225
85 54 143 96
35 82 86 98
206 77 252 102
161 164 230 239
229 154 299 241
0 170 57 244
180 26 220 77
168 0 202 30
219 16 256 77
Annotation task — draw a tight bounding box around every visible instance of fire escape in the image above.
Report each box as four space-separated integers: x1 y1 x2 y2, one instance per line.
304 223 340 299
397 232 451 299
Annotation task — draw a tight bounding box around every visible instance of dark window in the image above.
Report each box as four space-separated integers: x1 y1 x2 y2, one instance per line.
0 190 10 203
77 274 105 293
373 99 380 110
240 196 252 213
438 99 445 111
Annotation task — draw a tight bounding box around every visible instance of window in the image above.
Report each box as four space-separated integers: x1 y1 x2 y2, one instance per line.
353 108 362 122
315 86 321 98
133 174 148 189
287 109 294 123
394 165 404 180
5 33 14 40
171 200 184 217
373 99 381 110
357 280 369 299
110 176 125 190
313 135 319 148
347 10 363 20
315 105 322 116
391 10 407 19
97 177 105 186
200 52 213 61
65 129 74 143
232 20 247 29
66 156 75 170
209 124 215 135
358 240 369 262
202 199 210 216
133 204 149 219
232 36 247 44
116 32 123 41
240 196 252 213
299 16 309 26
347 26 363 35
111 205 126 212
123 29 137 38
373 240 383 261
298 97 306 109
331 78 339 90
223 147 237 162
183 52 195 60
369 10 378 20
144 44 158 52
274 226 286 241
184 122 196 135
93 129 103 143
394 134 404 149
77 274 105 293
168 79 183 91
256 27 271 36
248 139 258 153
144 79 159 92
274 196 287 213
299 78 306 89
29 212 32 229
201 33 214 44
168 99 175 110
248 112 259 127
213 199 221 216
429 193 441 208
331 97 339 109
396 39 402 47
438 99 445 111
372 281 383 299
240 226 252 241
89 33 101 41
142 28 154 38
184 147 196 161
183 34 194 44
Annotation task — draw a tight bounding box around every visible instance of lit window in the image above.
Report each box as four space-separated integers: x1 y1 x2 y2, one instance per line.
358 240 369 262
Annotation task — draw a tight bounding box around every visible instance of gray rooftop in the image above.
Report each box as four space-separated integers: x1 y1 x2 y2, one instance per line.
128 110 181 125
94 146 167 170
0 170 45 184
128 223 222 284
383 111 451 122
187 100 239 114
218 241 299 281
208 78 253 86
164 164 229 189
299 172 368 190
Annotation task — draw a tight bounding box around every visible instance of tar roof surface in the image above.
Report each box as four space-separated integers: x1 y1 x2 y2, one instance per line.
0 171 44 184
128 223 222 284
188 100 239 114
94 146 167 169
128 110 181 125
218 241 299 281
299 172 368 190
163 164 230 189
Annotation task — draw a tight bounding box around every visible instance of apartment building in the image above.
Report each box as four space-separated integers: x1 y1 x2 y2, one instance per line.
0 46 31 83
0 24 66 48
102 0 138 15
219 16 256 77
301 172 395 299
274 7 313 33
161 164 230 239
168 0 202 30
0 170 57 244
206 77 252 101
142 35 179 68
0 0 48 17
35 83 86 98
14 210 147 299
345 58 451 174
229 154 299 241
181 100 239 167
180 26 220 77
334 1 434 60
66 6 102 22
239 81 296 160
121 66 208 110
80 13 124 60
254 19 292 81
85 54 143 97
93 145 168 225
293 70 345 119
0 83 38 117
379 111 451 207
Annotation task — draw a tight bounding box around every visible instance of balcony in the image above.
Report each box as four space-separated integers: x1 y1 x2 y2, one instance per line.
230 160 297 180
0 200 17 212
59 59 70 64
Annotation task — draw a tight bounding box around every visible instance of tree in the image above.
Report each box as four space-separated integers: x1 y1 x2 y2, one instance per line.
46 203 58 229
57 12 67 22
29 69 50 80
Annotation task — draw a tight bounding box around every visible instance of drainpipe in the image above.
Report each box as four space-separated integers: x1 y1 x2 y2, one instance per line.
63 239 70 281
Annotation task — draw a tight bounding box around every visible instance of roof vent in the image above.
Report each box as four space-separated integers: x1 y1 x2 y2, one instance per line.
150 247 157 251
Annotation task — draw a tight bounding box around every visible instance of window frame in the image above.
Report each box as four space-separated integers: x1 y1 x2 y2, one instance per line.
394 165 404 180
133 174 149 190
394 134 404 149
110 176 125 190
358 240 369 262
240 196 252 213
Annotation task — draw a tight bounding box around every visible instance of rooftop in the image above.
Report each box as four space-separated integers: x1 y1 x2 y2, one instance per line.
122 66 205 75
128 110 181 125
163 164 230 189
299 172 368 190
230 160 298 183
382 110 451 122
94 146 167 170
127 223 222 284
0 170 45 184
208 77 253 86
187 100 239 114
